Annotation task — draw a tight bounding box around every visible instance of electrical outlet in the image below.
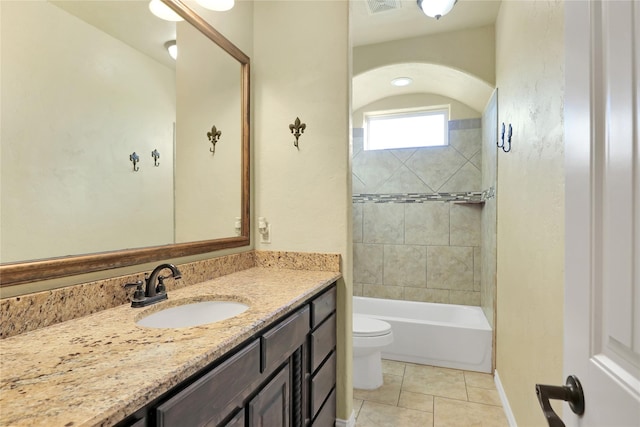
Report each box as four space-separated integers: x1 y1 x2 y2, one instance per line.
260 224 271 244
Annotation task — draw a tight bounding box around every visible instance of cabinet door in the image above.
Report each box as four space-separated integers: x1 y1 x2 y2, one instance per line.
248 364 290 427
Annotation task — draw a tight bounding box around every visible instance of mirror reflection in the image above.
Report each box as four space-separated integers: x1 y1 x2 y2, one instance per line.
1 1 245 269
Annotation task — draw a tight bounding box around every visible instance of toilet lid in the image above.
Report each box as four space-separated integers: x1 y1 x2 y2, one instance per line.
353 314 392 337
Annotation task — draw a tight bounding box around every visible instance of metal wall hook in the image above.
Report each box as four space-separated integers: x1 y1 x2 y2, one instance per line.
289 117 306 148
497 122 512 153
129 152 140 171
207 125 222 154
151 149 160 167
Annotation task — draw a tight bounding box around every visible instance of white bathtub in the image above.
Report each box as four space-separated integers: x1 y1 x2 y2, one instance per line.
353 296 492 373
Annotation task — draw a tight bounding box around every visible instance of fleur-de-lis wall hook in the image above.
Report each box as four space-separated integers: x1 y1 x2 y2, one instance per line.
151 149 160 166
129 152 140 171
289 117 306 148
207 125 222 154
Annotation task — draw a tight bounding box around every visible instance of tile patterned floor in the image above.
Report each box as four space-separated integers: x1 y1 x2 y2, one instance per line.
353 360 509 427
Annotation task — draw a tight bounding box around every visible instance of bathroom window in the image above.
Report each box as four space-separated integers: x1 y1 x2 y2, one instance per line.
363 107 449 150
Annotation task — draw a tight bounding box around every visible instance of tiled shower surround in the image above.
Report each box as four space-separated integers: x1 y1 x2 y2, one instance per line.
352 119 484 306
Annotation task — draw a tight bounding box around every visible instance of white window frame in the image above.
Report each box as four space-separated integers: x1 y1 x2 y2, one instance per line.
363 106 450 151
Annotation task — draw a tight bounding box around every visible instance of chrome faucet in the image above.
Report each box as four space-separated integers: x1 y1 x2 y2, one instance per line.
124 263 182 308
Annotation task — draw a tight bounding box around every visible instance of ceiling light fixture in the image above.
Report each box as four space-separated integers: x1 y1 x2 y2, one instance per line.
165 40 177 60
149 0 184 21
417 0 457 20
195 0 235 12
391 77 413 87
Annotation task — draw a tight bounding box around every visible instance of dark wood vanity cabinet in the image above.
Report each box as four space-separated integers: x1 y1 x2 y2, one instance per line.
119 284 336 427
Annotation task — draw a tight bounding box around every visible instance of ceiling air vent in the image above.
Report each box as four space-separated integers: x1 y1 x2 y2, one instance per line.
366 0 402 15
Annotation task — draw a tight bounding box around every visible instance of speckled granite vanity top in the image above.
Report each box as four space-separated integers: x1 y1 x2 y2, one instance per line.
0 267 341 427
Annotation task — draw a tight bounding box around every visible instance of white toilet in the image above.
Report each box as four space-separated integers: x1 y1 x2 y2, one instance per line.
353 314 394 390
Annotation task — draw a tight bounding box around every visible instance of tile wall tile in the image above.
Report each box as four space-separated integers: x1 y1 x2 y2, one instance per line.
353 149 402 193
363 284 404 300
449 290 482 306
352 175 366 194
353 243 384 284
404 287 450 304
450 204 482 246
473 247 482 291
353 203 363 243
449 128 482 160
405 203 450 246
438 162 482 193
383 245 427 287
389 148 417 163
405 147 467 191
377 166 433 194
427 246 474 291
353 283 364 296
363 203 404 244
470 151 482 170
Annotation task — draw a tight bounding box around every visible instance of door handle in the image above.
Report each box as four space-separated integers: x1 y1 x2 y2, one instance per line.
535 375 585 427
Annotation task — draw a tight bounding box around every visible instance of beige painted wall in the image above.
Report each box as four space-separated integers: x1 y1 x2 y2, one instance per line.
252 1 352 421
174 21 243 242
1 1 175 263
495 1 565 425
353 24 495 85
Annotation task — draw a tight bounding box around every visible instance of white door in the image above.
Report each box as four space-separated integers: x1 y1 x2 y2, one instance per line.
564 1 640 426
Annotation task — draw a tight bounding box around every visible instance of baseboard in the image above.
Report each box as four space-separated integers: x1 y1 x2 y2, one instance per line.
494 369 518 427
334 410 356 427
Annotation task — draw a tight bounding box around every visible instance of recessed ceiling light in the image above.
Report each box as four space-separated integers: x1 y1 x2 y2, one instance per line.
391 77 413 87
196 0 235 11
149 0 183 21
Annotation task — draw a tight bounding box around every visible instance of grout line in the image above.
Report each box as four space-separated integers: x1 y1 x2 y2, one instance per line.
397 362 406 407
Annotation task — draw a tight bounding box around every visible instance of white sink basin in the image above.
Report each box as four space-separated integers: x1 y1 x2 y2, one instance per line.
136 300 249 329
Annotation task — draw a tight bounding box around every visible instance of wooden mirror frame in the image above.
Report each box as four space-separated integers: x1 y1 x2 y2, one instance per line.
0 0 250 287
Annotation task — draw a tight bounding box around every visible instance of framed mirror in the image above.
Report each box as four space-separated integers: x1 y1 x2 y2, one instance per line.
0 0 250 287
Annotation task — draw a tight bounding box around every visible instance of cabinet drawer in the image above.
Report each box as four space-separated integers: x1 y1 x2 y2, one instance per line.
311 286 336 328
310 313 336 373
310 351 336 419
223 410 244 427
262 306 310 372
311 387 335 427
155 339 260 427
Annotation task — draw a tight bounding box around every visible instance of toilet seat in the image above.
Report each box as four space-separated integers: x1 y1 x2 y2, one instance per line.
353 314 392 337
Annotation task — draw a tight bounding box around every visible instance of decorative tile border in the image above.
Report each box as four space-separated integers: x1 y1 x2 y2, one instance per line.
353 187 494 204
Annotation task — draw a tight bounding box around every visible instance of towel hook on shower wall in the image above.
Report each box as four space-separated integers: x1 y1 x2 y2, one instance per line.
497 122 512 153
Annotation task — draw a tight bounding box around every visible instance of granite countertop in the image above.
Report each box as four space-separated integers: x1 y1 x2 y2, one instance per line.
0 267 341 427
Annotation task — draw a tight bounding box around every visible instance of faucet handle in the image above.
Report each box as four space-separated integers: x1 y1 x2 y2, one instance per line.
156 276 167 294
124 280 145 301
